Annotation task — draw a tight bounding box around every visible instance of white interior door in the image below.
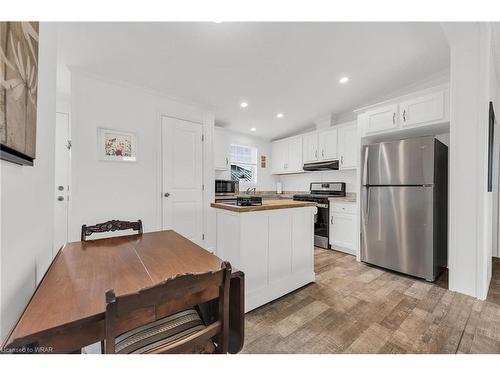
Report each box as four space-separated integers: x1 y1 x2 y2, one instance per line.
161 116 203 244
53 112 70 255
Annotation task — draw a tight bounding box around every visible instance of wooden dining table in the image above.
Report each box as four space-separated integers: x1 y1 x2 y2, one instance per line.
1 230 244 354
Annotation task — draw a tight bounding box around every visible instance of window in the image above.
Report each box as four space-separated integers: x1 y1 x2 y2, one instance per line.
230 144 258 184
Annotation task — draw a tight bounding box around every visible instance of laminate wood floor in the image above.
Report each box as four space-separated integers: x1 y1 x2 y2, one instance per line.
242 249 500 354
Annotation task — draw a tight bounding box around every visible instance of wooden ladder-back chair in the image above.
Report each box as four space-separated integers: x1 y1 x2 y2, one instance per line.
81 220 143 241
104 261 232 354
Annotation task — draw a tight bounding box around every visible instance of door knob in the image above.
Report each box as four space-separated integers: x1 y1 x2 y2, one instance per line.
57 196 64 201
164 192 170 197
58 185 64 191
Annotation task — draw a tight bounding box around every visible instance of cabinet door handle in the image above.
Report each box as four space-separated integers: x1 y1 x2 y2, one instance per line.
315 150 318 159
341 155 344 165
322 149 324 158
226 157 228 165
331 216 334 225
403 109 406 122
393 112 396 125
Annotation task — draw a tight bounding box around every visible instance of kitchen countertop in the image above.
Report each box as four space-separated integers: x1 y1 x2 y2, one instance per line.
214 192 356 203
328 193 357 203
210 199 316 213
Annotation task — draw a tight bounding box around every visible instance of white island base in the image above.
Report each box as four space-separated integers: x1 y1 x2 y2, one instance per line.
212 201 316 312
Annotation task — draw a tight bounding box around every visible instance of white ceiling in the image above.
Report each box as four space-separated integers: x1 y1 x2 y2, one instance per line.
57 22 450 139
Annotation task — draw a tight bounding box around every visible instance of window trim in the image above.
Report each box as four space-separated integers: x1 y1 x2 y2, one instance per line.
229 144 258 185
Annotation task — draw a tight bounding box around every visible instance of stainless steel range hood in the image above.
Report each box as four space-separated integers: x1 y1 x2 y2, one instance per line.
303 160 339 171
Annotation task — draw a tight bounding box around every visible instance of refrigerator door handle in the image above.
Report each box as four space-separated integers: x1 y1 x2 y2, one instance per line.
364 186 371 224
362 146 369 186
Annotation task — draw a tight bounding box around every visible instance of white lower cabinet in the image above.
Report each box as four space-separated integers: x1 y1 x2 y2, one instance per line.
329 202 357 255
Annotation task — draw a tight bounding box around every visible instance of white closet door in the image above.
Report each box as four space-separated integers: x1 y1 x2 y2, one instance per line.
53 112 70 256
161 116 203 244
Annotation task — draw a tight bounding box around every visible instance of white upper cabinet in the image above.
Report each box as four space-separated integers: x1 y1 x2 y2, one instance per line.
287 136 303 172
214 128 230 170
399 91 445 128
303 128 338 163
365 104 399 134
271 140 288 174
319 128 338 161
272 121 358 175
271 136 303 174
356 86 450 138
303 133 319 163
338 123 357 170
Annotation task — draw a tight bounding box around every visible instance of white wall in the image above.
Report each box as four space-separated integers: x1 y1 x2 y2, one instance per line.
442 22 497 299
278 170 357 193
69 71 215 248
215 128 277 191
0 23 57 340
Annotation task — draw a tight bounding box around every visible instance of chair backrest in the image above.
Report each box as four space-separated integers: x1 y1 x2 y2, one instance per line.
104 261 232 354
81 219 143 241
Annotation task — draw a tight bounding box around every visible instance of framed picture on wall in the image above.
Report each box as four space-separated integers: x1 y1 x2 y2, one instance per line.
488 102 496 192
98 127 137 162
0 22 40 166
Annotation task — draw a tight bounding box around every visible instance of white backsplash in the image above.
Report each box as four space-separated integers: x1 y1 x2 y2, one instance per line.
277 169 357 192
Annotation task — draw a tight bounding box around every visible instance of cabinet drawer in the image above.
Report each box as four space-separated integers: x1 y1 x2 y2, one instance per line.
331 201 356 214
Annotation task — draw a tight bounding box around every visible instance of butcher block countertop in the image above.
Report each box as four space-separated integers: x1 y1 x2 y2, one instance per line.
211 199 316 213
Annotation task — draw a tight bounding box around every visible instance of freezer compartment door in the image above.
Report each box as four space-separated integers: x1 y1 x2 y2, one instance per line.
361 186 435 280
362 137 435 186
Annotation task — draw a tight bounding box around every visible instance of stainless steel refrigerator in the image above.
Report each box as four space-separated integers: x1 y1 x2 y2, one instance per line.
361 136 448 281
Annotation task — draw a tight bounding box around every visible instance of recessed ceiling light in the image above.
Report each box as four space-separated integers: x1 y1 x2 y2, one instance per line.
276 113 284 118
250 127 256 132
240 102 248 108
339 76 349 84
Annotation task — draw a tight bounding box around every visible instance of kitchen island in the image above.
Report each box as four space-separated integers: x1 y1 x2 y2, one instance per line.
211 199 317 312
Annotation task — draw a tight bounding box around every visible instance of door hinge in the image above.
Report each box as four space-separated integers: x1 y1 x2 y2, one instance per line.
202 184 205 191
66 140 72 150
202 234 205 240
201 134 204 142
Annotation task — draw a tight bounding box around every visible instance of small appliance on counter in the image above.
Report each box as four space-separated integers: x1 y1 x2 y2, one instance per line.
215 179 239 196
222 196 263 207
236 196 263 206
293 182 346 249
